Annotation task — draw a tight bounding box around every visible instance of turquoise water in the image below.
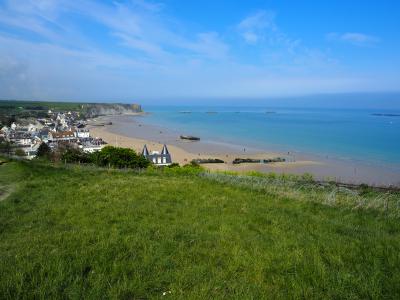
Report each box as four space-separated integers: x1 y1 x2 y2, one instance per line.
142 106 400 166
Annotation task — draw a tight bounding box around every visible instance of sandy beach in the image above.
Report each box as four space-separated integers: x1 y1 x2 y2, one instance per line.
88 114 400 187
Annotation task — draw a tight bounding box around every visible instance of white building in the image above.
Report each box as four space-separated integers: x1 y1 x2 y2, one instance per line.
75 129 90 138
80 144 104 153
27 123 38 132
7 132 32 146
48 131 76 143
23 143 41 160
142 144 172 166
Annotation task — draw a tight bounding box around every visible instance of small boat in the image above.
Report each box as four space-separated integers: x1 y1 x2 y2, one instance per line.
180 135 200 141
179 111 192 114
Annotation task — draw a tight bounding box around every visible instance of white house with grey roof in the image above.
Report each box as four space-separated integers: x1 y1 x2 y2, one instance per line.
142 144 172 166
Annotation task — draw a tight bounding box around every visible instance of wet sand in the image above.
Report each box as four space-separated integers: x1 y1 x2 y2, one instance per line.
88 114 400 187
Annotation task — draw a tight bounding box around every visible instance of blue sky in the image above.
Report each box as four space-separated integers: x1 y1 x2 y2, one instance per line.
0 0 399 103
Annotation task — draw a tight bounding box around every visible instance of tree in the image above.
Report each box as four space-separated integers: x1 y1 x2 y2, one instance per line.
36 143 51 159
91 146 150 169
14 148 26 157
0 141 12 155
61 147 91 164
7 115 16 127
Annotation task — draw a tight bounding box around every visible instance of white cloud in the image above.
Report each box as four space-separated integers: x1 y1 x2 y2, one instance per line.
0 0 396 102
237 10 276 44
327 32 380 46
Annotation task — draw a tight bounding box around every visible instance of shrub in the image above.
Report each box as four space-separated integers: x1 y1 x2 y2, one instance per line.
167 162 180 168
161 162 205 176
61 147 91 164
36 143 51 159
14 148 26 157
90 146 149 169
0 141 12 155
301 172 314 182
246 171 265 177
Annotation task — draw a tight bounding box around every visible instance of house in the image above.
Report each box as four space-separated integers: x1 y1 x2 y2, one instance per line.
48 131 76 143
23 143 41 159
27 123 39 132
7 132 32 146
79 138 106 153
142 144 172 166
38 128 50 143
75 128 90 139
80 143 104 153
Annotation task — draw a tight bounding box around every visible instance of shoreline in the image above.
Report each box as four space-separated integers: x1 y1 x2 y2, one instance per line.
88 114 400 187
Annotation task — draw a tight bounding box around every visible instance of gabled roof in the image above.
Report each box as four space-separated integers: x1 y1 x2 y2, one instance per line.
142 144 149 156
50 131 75 138
161 144 169 155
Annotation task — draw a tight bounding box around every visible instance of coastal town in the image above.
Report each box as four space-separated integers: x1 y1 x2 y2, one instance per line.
0 109 107 159
0 104 176 167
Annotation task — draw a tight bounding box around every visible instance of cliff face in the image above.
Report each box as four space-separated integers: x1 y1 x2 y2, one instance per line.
84 103 142 117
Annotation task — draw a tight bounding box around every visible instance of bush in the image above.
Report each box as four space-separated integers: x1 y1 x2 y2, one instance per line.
61 147 91 164
90 146 149 169
0 141 12 155
14 148 26 157
301 173 314 182
162 162 205 176
167 162 180 168
36 143 51 159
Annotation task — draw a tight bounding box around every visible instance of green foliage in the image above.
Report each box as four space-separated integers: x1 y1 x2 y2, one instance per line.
245 171 315 183
202 172 400 216
301 172 314 182
36 143 51 159
167 162 180 168
0 141 12 155
14 148 25 157
0 161 399 298
245 170 265 177
161 162 204 176
0 100 84 125
61 147 91 164
36 145 150 169
90 146 149 169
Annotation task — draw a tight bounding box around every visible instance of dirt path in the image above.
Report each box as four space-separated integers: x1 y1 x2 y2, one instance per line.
0 160 14 201
0 184 13 202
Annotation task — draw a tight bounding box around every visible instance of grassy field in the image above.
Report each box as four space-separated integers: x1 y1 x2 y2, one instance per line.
0 100 85 127
1 160 400 299
0 99 84 112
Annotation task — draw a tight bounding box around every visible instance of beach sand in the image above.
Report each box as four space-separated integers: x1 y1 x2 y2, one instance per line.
88 115 400 187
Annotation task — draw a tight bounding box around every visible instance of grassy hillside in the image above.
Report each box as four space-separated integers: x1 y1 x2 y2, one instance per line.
0 100 85 126
0 100 141 126
0 160 400 299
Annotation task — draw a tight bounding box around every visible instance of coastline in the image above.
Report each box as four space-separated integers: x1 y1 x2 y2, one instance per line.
88 114 400 187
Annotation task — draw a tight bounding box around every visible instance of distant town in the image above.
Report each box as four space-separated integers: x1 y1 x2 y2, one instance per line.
1 110 107 159
0 101 142 160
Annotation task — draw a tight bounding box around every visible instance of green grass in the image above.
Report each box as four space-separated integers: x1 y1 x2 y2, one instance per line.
1 160 400 299
0 99 85 126
0 99 85 111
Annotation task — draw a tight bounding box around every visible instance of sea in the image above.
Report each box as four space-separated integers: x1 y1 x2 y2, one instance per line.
140 105 400 171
